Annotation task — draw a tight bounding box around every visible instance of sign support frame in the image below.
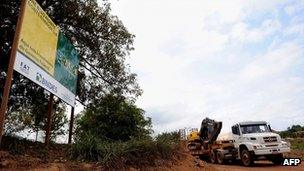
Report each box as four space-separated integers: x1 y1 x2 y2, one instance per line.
68 106 75 144
44 93 54 147
0 0 27 146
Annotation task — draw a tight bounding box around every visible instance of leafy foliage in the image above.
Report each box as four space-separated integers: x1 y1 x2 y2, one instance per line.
71 93 178 168
289 138 304 151
5 98 68 141
156 131 180 145
71 131 184 169
280 125 304 138
75 94 152 142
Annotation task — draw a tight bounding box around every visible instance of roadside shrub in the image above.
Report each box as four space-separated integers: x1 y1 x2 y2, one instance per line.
1 135 49 158
71 131 102 161
71 131 185 169
1 135 32 155
156 131 180 143
280 125 304 138
75 94 153 142
290 138 304 151
155 131 180 159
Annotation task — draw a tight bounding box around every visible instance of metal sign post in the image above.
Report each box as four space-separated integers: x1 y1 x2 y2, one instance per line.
68 107 75 144
44 93 54 146
0 0 27 146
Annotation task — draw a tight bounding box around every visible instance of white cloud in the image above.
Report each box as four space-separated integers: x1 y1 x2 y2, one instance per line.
284 1 304 16
230 19 281 43
240 41 302 80
105 0 304 134
285 23 304 36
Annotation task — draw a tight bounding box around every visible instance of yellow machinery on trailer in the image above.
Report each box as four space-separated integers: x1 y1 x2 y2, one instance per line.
187 117 235 164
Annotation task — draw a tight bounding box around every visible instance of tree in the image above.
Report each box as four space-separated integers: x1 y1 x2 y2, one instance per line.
76 94 152 142
280 125 304 138
5 96 68 142
1 0 141 136
50 102 68 141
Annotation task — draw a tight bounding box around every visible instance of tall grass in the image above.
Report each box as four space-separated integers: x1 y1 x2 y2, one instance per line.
71 131 185 169
290 138 304 151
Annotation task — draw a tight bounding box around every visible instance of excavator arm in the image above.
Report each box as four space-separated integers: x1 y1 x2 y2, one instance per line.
199 117 222 144
187 117 222 156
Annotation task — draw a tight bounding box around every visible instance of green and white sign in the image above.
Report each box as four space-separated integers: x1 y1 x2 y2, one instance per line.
13 0 79 106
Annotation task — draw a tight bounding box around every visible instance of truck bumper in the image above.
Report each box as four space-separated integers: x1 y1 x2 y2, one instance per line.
253 146 290 155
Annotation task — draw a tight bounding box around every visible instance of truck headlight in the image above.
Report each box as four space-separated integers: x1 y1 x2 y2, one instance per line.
253 144 263 149
282 142 290 147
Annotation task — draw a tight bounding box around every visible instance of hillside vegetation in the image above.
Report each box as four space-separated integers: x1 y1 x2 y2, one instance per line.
280 125 304 138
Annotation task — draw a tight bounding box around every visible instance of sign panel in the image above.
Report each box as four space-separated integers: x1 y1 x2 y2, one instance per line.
17 0 59 75
54 32 79 94
14 52 76 105
13 0 79 106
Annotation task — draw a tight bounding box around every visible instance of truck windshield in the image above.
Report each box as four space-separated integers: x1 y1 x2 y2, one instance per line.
240 124 270 134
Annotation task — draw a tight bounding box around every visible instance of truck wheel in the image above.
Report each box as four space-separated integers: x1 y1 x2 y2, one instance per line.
210 150 217 164
216 150 225 164
241 149 254 166
271 154 283 165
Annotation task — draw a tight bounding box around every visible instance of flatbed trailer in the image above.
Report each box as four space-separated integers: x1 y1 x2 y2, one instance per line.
187 139 236 164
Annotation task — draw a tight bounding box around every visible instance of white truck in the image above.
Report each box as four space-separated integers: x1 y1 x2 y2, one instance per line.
187 118 291 166
230 121 291 166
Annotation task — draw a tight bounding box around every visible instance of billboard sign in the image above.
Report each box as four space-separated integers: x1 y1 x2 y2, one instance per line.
13 0 79 106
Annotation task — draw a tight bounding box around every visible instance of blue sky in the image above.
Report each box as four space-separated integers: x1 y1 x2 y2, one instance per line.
108 0 304 133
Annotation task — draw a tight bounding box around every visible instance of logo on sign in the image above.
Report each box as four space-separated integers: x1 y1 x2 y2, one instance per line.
20 61 30 75
36 72 58 93
282 158 301 166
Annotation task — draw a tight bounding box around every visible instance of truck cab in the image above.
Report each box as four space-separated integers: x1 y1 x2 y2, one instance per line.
231 121 290 166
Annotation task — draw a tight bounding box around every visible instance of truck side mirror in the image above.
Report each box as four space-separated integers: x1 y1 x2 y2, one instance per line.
268 125 272 132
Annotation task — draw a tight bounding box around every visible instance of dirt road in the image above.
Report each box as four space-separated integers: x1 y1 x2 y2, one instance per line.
208 161 304 171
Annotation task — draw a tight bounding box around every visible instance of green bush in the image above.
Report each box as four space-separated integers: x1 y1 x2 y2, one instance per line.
75 94 153 142
1 135 49 158
71 131 184 169
280 125 304 138
290 138 304 151
155 131 180 159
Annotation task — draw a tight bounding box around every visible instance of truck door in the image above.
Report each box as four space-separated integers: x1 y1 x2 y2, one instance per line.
232 124 241 158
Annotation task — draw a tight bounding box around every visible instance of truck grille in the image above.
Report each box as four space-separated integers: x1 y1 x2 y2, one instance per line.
263 136 277 143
